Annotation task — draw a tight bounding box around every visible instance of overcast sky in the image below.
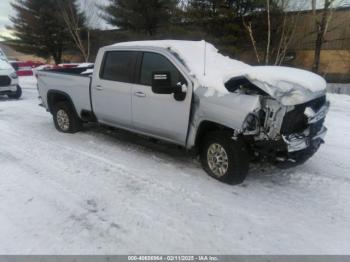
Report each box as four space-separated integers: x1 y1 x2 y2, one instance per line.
0 0 349 40
0 0 110 40
0 0 13 39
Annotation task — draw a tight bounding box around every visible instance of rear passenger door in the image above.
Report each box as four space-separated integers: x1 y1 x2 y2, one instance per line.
91 51 138 128
132 52 193 145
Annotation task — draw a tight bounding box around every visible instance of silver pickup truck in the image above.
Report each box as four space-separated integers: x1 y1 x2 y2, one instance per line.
37 40 329 184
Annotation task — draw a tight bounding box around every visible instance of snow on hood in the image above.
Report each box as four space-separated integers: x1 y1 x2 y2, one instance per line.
236 66 327 105
113 40 327 105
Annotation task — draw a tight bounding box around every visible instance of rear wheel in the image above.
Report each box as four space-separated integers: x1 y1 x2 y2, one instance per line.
7 85 22 99
200 131 249 185
53 102 82 133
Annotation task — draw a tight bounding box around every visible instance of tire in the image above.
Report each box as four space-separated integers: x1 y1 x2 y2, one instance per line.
7 85 22 99
53 101 82 133
200 131 249 185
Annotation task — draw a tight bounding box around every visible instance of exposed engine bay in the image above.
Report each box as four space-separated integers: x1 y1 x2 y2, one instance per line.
227 77 330 164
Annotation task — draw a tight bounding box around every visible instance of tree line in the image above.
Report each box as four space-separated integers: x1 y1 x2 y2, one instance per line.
5 0 341 73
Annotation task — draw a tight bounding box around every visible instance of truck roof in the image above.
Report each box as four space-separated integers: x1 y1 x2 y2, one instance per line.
112 40 251 95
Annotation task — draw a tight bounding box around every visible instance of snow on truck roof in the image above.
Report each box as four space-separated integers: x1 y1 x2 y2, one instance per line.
113 40 251 94
112 40 327 103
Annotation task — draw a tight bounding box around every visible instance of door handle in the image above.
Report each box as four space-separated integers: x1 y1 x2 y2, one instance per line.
95 85 103 91
134 92 146 98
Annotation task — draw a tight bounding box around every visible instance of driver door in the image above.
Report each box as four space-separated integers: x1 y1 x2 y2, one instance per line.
132 52 192 145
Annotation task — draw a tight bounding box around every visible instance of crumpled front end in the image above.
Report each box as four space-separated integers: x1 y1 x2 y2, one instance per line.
239 94 330 164
224 66 330 164
282 98 329 153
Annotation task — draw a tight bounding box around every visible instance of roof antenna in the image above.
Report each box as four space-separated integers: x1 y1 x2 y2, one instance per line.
203 41 207 76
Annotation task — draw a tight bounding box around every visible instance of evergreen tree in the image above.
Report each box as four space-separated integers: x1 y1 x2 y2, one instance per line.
186 0 268 56
101 0 178 36
58 0 90 62
8 0 80 64
186 0 243 55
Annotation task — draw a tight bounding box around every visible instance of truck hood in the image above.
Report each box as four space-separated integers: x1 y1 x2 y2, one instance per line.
233 66 327 106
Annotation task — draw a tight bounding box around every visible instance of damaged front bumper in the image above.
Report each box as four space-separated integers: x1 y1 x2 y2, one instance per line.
244 95 330 165
283 126 327 153
282 101 330 153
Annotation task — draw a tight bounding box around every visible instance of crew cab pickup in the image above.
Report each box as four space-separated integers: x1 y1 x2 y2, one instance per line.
37 40 329 184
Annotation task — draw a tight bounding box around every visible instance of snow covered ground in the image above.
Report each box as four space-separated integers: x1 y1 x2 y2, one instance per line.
0 78 350 254
18 75 37 89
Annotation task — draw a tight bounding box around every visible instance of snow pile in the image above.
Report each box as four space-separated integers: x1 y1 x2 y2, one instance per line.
19 76 37 89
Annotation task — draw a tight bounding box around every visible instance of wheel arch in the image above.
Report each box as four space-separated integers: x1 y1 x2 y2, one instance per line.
47 90 78 117
193 120 235 151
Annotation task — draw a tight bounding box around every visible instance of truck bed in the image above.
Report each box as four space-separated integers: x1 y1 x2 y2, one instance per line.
37 69 92 116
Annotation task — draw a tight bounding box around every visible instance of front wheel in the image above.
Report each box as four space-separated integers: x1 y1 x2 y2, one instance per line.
7 85 22 99
53 102 82 133
200 131 249 185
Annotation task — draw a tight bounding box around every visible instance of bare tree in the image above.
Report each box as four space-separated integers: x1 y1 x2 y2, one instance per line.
312 0 337 73
242 18 261 64
57 0 91 62
242 0 300 65
274 4 300 65
265 0 271 64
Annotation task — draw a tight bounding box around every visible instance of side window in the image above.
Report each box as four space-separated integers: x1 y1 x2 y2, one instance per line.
140 52 186 87
100 51 138 83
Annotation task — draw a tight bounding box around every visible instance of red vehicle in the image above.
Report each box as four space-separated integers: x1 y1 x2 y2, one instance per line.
10 61 44 76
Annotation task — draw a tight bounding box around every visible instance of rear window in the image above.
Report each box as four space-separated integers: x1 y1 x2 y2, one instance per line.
100 51 138 83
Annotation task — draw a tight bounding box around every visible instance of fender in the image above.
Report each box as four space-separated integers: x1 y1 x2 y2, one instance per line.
47 90 80 117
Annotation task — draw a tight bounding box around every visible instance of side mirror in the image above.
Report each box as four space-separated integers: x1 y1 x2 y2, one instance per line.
151 71 176 94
